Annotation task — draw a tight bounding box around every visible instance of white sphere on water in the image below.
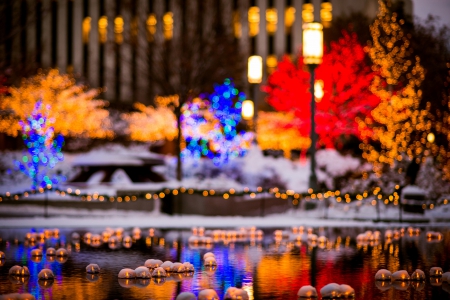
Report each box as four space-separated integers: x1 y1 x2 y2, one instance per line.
72 232 80 240
411 269 425 281
145 259 163 269
183 262 195 272
9 265 30 277
0 251 5 259
198 289 219 300
161 261 174 272
135 266 151 278
118 278 136 288
430 267 443 277
224 287 249 300
56 248 68 257
375 269 392 281
384 230 393 239
320 283 341 299
318 236 328 244
297 285 318 298
30 249 43 256
411 281 425 291
392 270 410 281
38 269 55 280
118 268 136 279
204 256 217 267
392 281 410 291
176 292 197 300
375 281 392 292
203 252 215 260
46 247 56 256
339 284 355 298
171 262 186 273
86 263 100 274
135 278 150 288
151 267 167 278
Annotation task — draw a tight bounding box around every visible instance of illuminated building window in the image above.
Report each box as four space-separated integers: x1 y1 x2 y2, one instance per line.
163 12 173 40
82 17 91 44
131 16 138 45
98 16 107 44
248 6 260 37
114 16 124 44
285 7 295 33
267 55 277 75
302 3 314 23
233 11 241 38
321 2 332 28
147 13 157 42
266 8 277 35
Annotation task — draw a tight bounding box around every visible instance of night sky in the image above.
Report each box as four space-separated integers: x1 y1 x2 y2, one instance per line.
413 0 450 27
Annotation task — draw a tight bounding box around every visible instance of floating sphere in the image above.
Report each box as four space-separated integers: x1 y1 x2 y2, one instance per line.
171 262 186 273
198 289 219 300
339 284 355 298
145 259 163 269
118 278 136 288
176 292 197 300
161 261 174 272
203 252 215 260
0 251 5 259
56 256 68 264
411 281 425 291
297 285 318 298
135 278 151 288
31 255 42 263
86 263 100 274
375 280 392 292
135 266 151 278
72 232 80 240
204 256 217 267
430 267 443 277
320 283 341 299
38 269 55 280
108 236 120 250
392 270 410 281
30 249 43 256
86 273 100 282
204 265 217 277
118 268 136 279
122 235 133 248
430 277 442 286
8 275 29 285
411 269 425 281
375 269 392 281
392 280 410 291
169 273 184 282
56 248 68 257
152 277 166 285
384 230 393 239
38 279 54 289
183 262 195 272
9 265 30 277
151 267 167 278
46 247 56 256
224 287 249 300
442 272 450 283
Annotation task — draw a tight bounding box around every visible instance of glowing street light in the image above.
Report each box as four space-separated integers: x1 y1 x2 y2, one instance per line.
248 55 263 84
241 100 254 121
427 132 435 143
303 22 323 190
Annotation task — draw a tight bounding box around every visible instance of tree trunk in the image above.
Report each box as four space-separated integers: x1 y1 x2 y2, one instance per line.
175 105 182 181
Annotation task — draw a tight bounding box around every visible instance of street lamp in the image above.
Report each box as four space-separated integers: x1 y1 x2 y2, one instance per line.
247 55 263 132
303 22 323 190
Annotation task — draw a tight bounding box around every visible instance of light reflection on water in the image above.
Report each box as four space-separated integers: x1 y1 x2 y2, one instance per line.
0 227 449 299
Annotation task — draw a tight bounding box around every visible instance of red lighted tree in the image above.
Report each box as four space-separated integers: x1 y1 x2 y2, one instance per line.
263 32 380 148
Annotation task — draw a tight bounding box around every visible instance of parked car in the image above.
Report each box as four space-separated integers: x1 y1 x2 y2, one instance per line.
400 185 429 214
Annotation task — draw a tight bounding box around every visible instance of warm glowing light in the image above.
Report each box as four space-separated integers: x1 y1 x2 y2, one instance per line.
320 2 332 28
248 6 260 37
98 16 108 43
267 55 277 75
248 55 263 83
114 16 124 44
146 14 157 42
266 8 278 34
303 22 323 65
233 11 242 38
427 132 435 143
82 17 91 44
302 3 314 23
163 12 173 40
285 7 296 33
241 100 254 120
314 80 324 101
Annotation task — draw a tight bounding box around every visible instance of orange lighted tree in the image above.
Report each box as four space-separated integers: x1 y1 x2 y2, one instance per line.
0 69 112 138
360 0 427 174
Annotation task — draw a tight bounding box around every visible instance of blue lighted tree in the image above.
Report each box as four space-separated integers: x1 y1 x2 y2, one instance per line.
181 78 253 166
14 100 65 190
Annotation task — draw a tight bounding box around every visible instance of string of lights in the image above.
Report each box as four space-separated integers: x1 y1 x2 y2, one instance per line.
0 185 447 211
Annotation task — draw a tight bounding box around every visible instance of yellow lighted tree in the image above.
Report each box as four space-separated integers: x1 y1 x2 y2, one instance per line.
256 111 311 157
121 96 178 142
0 69 112 138
360 0 427 174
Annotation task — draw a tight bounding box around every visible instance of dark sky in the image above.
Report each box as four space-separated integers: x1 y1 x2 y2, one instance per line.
412 0 450 27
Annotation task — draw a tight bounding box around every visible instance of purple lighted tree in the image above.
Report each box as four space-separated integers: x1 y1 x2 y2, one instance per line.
14 100 65 190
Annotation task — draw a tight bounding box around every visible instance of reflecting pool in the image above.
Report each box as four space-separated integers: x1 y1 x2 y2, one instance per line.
0 226 449 299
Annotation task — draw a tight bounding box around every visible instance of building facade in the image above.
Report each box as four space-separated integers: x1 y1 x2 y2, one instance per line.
0 0 412 104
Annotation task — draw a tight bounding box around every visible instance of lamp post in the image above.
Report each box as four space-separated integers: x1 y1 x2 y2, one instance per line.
247 55 263 132
303 22 323 190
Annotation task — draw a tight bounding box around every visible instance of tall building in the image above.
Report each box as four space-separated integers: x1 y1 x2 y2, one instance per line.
0 0 412 105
